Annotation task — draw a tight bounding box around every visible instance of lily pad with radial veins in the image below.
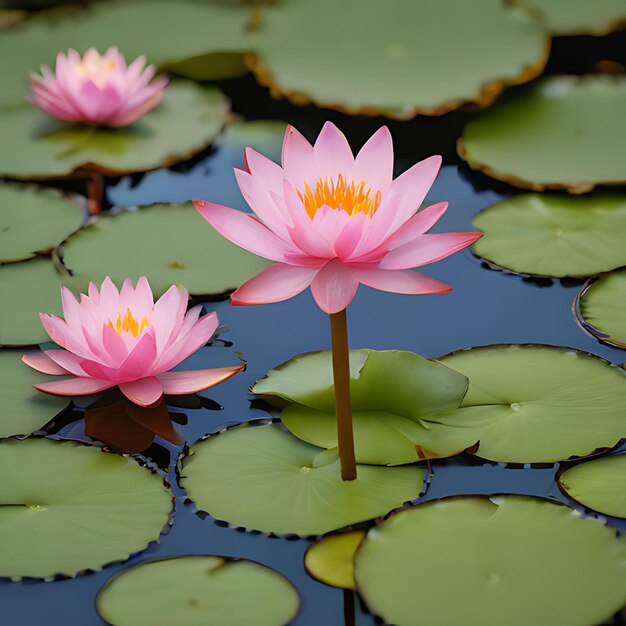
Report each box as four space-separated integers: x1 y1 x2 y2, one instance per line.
247 0 549 118
459 75 626 193
0 438 173 579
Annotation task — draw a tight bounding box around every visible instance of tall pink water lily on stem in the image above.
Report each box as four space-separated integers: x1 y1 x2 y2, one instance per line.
22 277 244 407
29 47 168 127
194 122 482 314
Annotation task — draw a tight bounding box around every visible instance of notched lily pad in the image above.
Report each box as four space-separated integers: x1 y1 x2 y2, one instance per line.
96 555 300 626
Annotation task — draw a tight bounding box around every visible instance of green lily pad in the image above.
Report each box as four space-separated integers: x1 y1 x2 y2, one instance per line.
96 555 300 626
0 1 252 109
0 350 70 438
471 193 626 278
559 454 626 518
576 269 626 349
57 202 270 298
0 81 228 179
459 75 626 192
247 0 549 118
252 350 470 465
0 183 84 263
431 345 626 463
0 438 172 579
180 422 425 536
354 496 626 626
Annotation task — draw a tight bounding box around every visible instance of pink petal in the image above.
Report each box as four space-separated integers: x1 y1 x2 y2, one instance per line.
40 314 93 360
33 377 115 397
244 147 285 198
313 121 354 180
282 125 314 189
158 365 245 394
389 155 442 209
61 286 83 332
119 377 163 407
43 350 87 377
310 260 359 314
353 126 394 195
22 351 70 376
101 323 129 365
150 285 188 353
351 267 452 295
334 211 369 260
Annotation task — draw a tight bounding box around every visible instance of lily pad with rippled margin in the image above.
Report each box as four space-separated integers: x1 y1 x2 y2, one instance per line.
459 76 626 193
247 0 549 118
0 438 172 579
471 193 626 278
58 202 270 298
354 496 626 626
0 81 228 180
559 454 626 518
96 555 300 626
304 531 365 590
252 350 471 465
576 269 626 349
0 183 84 263
180 422 425 536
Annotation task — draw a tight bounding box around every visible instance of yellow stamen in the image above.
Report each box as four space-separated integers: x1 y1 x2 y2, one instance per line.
108 308 149 337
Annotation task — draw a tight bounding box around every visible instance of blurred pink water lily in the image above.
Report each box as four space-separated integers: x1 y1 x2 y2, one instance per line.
194 122 482 314
29 47 168 127
22 277 243 407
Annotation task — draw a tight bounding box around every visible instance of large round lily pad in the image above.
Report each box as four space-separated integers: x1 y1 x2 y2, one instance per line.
459 75 626 192
0 183 84 263
58 202 270 298
471 193 626 278
354 496 626 626
247 0 549 118
96 555 300 626
576 269 626 349
559 454 626 518
0 81 228 179
432 345 626 463
0 438 172 579
180 422 425 536
252 350 470 465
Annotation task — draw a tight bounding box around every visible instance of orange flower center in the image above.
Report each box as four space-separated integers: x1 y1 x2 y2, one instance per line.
297 174 382 219
108 308 149 337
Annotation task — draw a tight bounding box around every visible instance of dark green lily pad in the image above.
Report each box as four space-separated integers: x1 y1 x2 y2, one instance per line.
180 422 425 536
472 193 626 278
0 81 228 179
354 496 626 626
559 454 626 518
459 76 626 192
432 345 626 463
576 269 626 349
0 438 172 579
248 0 549 118
252 350 470 465
96 555 300 626
57 202 270 298
0 183 84 263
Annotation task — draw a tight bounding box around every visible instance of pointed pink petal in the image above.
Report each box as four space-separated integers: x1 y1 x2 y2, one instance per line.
334 211 369 260
282 125 314 188
310 260 359 314
351 267 452 295
118 331 158 380
43 350 87 377
101 323 129 365
158 365 245 394
314 121 354 179
244 147 285 198
22 351 70 375
353 126 394 195
389 155 442 207
40 314 93 360
119 377 163 407
34 377 115 397
150 285 188 353
61 286 83 331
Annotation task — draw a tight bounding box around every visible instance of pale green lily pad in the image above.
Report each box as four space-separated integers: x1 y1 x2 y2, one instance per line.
0 183 84 263
58 202 270 298
0 438 172 579
576 269 626 349
354 496 626 626
248 0 549 118
472 193 626 278
559 455 626 518
0 350 70 438
459 75 626 192
96 555 300 626
0 81 228 179
431 345 626 463
180 422 425 536
253 350 470 465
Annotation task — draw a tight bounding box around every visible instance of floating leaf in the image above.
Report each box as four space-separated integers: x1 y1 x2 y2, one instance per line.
253 350 470 465
471 193 626 278
459 76 626 193
247 0 549 118
180 422 425 536
304 531 365 590
576 269 626 349
354 496 626 626
0 81 228 179
96 555 300 626
0 438 172 579
559 454 626 518
58 202 270 298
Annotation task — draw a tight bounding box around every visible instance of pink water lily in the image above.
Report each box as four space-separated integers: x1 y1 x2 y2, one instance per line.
194 122 482 314
29 47 168 127
22 277 244 407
